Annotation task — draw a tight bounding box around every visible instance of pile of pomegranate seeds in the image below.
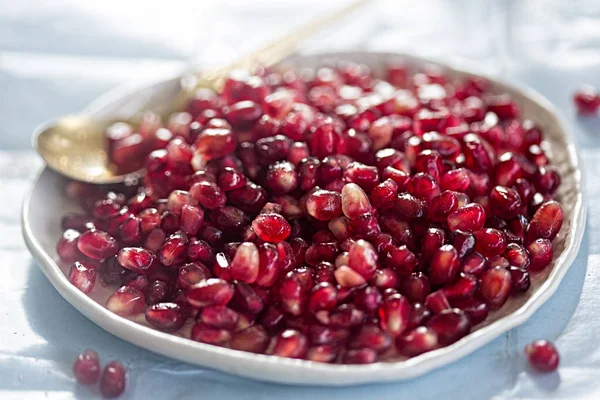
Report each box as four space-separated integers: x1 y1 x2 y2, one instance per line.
524 339 559 372
573 85 600 115
59 60 564 364
73 350 126 398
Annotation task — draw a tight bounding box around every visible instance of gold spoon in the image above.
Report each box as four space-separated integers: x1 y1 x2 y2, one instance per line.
34 0 368 185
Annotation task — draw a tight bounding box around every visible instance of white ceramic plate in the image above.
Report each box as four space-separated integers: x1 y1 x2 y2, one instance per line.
22 52 586 385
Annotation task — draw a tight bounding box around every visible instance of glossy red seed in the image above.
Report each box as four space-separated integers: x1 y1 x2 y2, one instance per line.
474 228 507 257
99 361 126 398
429 245 460 285
190 181 226 210
309 282 338 313
407 173 441 202
573 85 600 115
106 285 145 316
509 266 531 293
426 308 471 345
480 266 512 308
489 186 522 219
525 339 560 372
344 162 380 192
77 230 119 260
428 191 459 222
527 200 563 241
229 242 259 283
451 297 489 325
252 213 291 243
425 290 451 314
73 349 101 385
305 189 342 221
145 302 184 332
396 326 439 357
344 348 378 364
68 261 97 294
187 278 234 307
269 330 309 359
191 322 232 346
443 273 478 301
57 229 82 263
378 293 411 337
527 238 553 271
159 231 188 267
447 203 486 233
117 247 155 274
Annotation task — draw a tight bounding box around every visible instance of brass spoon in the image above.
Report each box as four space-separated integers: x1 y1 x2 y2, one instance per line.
34 0 368 185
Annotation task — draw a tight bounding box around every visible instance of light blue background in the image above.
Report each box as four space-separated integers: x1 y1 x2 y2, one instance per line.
1 0 600 398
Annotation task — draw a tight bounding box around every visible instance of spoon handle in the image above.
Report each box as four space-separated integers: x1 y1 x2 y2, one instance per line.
195 0 370 91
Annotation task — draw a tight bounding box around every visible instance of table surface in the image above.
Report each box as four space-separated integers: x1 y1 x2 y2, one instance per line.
2 0 600 398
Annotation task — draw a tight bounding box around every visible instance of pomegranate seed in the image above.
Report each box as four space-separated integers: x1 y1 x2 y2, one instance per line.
309 282 338 313
428 191 459 222
344 162 380 192
252 213 291 243
426 308 471 345
187 278 234 307
447 203 486 232
527 238 553 271
341 183 372 219
106 285 145 316
145 302 184 332
190 181 226 210
117 247 155 274
229 242 259 283
348 325 392 353
378 293 411 337
99 361 126 398
443 273 478 301
347 239 378 280
99 256 128 286
229 325 269 354
73 349 101 385
177 262 210 289
305 189 342 221
407 173 441 202
527 200 563 241
461 251 488 276
57 229 82 263
480 266 512 308
525 339 560 372
269 330 308 359
344 348 378 364
509 266 531 293
200 305 239 330
68 261 97 294
452 297 489 325
77 229 119 260
429 245 460 285
191 322 232 346
158 231 188 267
474 228 507 257
397 326 439 357
573 85 600 115
425 290 451 314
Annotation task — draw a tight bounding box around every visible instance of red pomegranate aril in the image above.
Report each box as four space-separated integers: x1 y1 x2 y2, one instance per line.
144 279 170 305
378 293 411 337
73 349 101 385
305 189 342 221
349 325 392 353
489 186 522 219
160 211 180 234
233 282 264 314
474 228 507 257
443 273 478 301
117 247 155 274
228 326 268 354
229 242 259 283
145 302 184 332
460 251 488 276
415 150 444 182
180 205 204 236
372 268 398 289
426 308 471 345
573 85 600 115
407 173 441 202
106 285 145 316
57 229 82 263
176 262 210 289
77 229 119 260
452 231 475 258
527 238 553 271
346 239 378 280
527 200 563 241
92 199 122 221
344 348 378 364
354 286 383 314
525 339 560 372
306 344 339 363
534 166 560 195
451 297 489 325
252 213 291 243
428 191 459 222
509 266 531 293
68 261 96 294
269 330 309 359
382 245 417 275
504 243 530 269
480 266 512 308
447 203 486 233
344 162 380 192
341 183 372 219
397 326 439 357
158 231 188 267
309 282 338 313
200 305 240 330
429 245 460 285
190 181 226 210
187 278 234 307
441 168 471 192
99 361 126 399
191 322 232 346
425 290 451 314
